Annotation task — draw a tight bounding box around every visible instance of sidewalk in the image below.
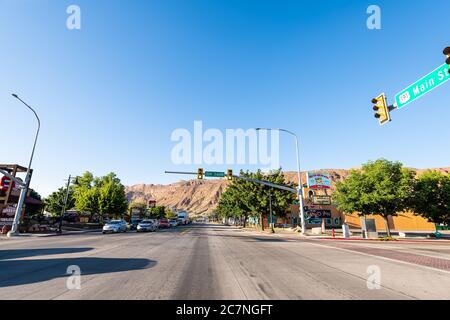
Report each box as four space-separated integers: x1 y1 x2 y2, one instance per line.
235 225 450 243
0 228 102 239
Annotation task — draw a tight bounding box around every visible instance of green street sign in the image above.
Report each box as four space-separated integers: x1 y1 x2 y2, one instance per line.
395 63 450 109
204 171 225 178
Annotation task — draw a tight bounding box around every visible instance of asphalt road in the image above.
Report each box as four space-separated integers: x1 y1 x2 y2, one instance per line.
0 223 450 300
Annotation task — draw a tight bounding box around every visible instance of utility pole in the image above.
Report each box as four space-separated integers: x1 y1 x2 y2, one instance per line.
58 175 72 234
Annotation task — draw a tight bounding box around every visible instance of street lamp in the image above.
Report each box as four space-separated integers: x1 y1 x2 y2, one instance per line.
256 128 307 235
7 94 41 237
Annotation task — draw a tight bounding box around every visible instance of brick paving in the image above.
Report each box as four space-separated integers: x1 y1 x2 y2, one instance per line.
321 242 450 272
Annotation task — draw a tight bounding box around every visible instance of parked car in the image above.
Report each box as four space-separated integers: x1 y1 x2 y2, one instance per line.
102 220 128 234
159 218 171 229
145 219 159 228
137 220 157 232
169 219 178 227
129 218 142 230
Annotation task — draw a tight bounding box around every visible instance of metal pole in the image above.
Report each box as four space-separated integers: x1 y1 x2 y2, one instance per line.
8 94 40 237
256 128 307 235
269 189 274 233
58 175 71 234
290 131 307 235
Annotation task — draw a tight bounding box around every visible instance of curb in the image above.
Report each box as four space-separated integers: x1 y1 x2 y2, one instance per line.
1 229 103 238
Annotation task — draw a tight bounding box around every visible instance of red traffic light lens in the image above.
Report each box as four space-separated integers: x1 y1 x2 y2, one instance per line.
371 98 378 104
444 47 450 55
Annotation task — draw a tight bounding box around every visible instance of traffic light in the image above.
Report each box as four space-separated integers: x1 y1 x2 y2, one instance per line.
444 47 450 73
197 168 204 180
372 93 391 126
226 169 233 181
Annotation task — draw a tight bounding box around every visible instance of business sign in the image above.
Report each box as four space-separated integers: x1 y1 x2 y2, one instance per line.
1 175 15 191
312 195 332 205
307 172 331 190
304 208 332 219
0 205 16 225
395 63 450 109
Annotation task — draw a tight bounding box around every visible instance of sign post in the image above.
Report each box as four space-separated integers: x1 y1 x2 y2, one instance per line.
394 63 450 109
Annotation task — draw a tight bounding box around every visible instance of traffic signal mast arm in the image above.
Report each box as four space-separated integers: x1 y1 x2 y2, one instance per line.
233 174 297 194
165 170 297 193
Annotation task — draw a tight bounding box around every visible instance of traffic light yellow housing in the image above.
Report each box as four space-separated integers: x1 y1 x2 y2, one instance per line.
197 168 204 180
227 169 233 181
372 93 391 126
444 47 450 64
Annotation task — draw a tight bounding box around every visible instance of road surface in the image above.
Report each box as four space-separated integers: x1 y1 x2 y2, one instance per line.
0 223 449 299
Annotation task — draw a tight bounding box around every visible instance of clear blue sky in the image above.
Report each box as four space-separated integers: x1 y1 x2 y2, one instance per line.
1 0 449 196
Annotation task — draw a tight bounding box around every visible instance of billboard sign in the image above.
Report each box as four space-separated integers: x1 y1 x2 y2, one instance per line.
307 172 331 190
304 208 332 219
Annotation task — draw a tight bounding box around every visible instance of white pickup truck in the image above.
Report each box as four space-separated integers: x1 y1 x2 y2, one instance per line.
177 211 190 225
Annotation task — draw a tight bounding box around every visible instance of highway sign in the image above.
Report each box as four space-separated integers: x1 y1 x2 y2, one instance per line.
204 171 225 178
312 195 332 205
395 63 450 109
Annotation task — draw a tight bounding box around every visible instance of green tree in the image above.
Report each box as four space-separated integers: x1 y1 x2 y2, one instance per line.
334 159 415 237
410 170 450 226
217 169 295 230
148 206 167 219
26 189 43 217
165 210 177 219
44 187 75 217
96 173 128 219
73 171 99 217
73 171 128 220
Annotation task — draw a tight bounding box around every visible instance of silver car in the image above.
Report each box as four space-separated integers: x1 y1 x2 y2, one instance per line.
102 220 128 234
137 220 157 232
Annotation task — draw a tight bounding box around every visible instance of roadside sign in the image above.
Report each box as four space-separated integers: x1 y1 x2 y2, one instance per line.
312 195 332 205
204 171 225 178
305 208 332 219
307 172 331 190
1 176 15 191
395 63 450 109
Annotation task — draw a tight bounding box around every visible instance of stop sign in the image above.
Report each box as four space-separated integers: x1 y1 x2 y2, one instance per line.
1 176 15 191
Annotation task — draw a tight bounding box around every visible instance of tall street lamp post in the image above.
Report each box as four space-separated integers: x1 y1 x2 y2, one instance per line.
7 94 40 237
256 128 307 235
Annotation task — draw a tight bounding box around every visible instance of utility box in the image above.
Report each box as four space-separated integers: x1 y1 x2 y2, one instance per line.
361 218 377 239
342 223 350 238
366 231 379 239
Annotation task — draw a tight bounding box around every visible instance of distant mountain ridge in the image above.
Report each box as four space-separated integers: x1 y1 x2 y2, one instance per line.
125 167 450 216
